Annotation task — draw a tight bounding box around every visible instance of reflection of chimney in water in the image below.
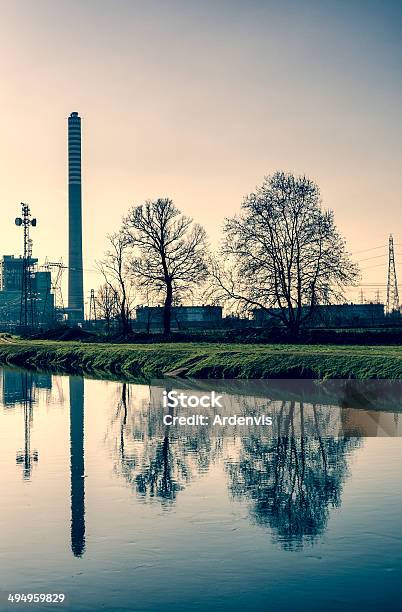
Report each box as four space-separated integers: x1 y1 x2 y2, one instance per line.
69 376 85 557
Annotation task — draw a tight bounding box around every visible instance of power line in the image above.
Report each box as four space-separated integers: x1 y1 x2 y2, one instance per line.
360 263 388 271
350 245 386 254
357 253 387 262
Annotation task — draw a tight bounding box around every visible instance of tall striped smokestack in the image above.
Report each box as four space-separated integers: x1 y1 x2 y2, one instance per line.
68 112 84 322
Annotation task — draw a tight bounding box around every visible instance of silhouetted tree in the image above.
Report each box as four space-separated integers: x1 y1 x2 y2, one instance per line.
97 232 135 335
123 198 208 335
95 283 118 333
210 172 359 337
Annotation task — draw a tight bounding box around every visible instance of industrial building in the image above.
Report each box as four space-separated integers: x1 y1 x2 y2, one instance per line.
0 255 55 327
252 303 386 328
134 303 390 332
135 305 223 331
0 110 84 330
68 111 84 322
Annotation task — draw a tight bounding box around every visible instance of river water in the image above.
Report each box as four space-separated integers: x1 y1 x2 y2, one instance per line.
0 368 402 611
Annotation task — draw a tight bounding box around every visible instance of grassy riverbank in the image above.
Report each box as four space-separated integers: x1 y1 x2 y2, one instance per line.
0 338 400 379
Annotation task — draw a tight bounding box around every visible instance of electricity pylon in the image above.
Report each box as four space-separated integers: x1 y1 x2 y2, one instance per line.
42 259 67 320
386 234 400 314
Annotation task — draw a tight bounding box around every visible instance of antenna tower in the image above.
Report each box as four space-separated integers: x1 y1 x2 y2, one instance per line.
15 203 37 328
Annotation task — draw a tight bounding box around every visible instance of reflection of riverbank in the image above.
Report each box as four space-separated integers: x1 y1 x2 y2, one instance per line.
108 382 366 549
1 367 400 554
107 379 402 548
1 372 402 611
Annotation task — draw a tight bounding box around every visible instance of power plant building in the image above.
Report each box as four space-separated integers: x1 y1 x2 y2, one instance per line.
135 305 223 331
0 255 54 326
68 112 84 322
252 303 386 327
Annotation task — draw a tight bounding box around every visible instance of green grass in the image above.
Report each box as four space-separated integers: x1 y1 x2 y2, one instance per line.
0 338 400 379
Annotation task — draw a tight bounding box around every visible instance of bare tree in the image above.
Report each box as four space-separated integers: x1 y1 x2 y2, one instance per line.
210 172 359 337
95 283 118 333
123 198 208 335
97 232 135 336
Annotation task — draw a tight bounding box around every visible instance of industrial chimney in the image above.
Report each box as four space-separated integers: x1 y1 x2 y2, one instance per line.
68 112 84 322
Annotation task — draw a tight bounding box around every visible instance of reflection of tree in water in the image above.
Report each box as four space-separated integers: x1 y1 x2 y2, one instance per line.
110 384 223 507
109 385 362 545
226 401 361 550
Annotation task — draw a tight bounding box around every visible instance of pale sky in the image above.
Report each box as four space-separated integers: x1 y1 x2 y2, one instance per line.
1 0 401 306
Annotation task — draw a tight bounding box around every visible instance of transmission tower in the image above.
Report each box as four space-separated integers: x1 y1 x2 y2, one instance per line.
386 234 400 315
42 259 67 321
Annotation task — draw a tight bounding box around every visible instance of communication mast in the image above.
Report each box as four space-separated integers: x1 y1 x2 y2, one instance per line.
15 203 37 328
386 235 400 315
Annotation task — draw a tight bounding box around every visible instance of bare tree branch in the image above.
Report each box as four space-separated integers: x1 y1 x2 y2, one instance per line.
96 232 136 335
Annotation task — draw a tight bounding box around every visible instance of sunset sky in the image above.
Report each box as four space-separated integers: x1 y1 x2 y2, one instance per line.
1 0 401 306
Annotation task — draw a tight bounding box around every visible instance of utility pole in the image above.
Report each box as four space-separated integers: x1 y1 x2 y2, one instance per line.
15 203 37 328
386 234 400 315
89 288 97 324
